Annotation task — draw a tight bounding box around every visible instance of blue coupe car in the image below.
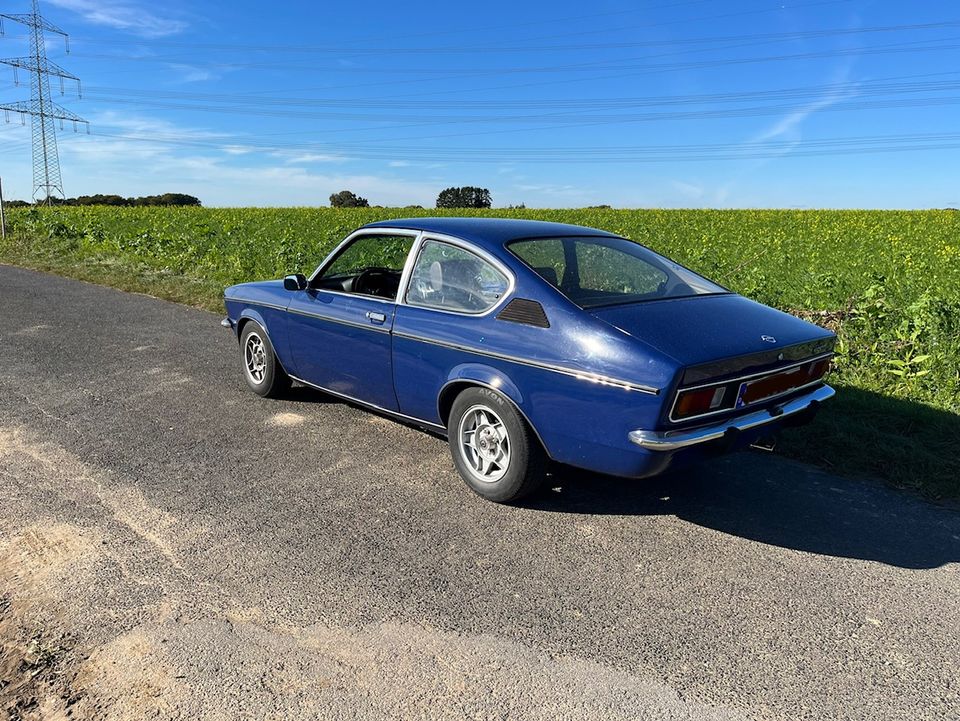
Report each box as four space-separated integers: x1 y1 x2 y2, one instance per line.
223 218 835 502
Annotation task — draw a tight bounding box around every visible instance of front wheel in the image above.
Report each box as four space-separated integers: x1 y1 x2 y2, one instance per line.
448 387 546 503
239 321 290 398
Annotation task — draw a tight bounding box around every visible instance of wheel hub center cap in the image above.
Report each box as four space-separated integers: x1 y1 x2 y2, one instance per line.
476 426 498 459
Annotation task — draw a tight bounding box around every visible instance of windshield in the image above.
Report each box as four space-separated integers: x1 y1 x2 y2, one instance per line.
508 236 728 309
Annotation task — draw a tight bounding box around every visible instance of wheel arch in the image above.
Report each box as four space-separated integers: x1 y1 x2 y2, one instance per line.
236 310 291 377
437 366 552 459
235 308 270 341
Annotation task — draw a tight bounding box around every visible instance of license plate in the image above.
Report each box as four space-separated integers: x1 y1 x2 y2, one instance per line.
735 366 810 408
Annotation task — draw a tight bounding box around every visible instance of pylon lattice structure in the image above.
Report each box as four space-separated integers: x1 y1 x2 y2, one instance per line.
0 0 87 201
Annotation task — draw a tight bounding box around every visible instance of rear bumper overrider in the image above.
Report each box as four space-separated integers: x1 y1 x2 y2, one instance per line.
629 384 835 451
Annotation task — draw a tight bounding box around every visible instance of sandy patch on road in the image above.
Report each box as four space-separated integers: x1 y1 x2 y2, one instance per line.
0 427 202 570
0 426 203 718
11 324 52 336
267 412 306 427
72 615 745 721
0 522 103 721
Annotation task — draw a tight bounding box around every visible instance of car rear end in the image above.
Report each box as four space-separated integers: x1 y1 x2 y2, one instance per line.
588 295 837 475
629 336 835 459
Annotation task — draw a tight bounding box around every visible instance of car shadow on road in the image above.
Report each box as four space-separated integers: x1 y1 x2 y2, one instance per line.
527 454 960 570
286 383 958 570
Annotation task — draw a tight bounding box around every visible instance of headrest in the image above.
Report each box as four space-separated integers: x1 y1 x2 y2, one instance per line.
534 266 558 286
429 260 443 291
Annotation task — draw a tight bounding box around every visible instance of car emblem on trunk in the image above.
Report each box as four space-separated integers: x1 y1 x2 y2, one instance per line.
761 335 777 343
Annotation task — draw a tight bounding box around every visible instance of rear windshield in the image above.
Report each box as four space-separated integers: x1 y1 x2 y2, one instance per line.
508 236 728 309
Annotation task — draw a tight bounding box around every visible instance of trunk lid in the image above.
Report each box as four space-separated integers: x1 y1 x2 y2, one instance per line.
590 294 835 377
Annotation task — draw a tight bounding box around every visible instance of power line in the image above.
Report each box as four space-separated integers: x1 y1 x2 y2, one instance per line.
54 127 960 164
81 73 960 112
70 35 960 76
65 83 960 141
46 16 954 57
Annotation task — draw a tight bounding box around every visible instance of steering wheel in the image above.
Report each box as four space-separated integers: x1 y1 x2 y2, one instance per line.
353 267 396 297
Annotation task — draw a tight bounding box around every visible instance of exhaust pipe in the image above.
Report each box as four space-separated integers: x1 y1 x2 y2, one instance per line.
750 435 777 452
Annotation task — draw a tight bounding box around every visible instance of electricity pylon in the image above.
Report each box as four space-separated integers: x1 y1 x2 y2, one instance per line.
0 0 87 202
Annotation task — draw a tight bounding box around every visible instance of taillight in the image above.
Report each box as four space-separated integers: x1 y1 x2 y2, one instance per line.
809 358 831 380
673 386 726 420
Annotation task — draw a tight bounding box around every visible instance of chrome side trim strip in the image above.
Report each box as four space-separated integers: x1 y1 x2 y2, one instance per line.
631 384 834 451
394 331 660 395
289 374 446 431
668 352 835 423
227 297 288 312
229 296 393 334
229 293 661 395
286 306 391 334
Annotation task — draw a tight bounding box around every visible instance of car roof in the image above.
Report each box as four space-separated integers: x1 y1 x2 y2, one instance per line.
361 217 620 249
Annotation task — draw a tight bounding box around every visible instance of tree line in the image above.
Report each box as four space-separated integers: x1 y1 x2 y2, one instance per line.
330 186 493 208
3 186 497 209
3 193 202 207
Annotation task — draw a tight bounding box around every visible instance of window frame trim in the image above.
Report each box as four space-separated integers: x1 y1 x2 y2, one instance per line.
401 234 516 318
306 228 422 304
506 234 730 310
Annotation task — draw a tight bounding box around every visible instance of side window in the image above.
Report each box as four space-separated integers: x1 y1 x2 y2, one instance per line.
406 240 509 313
510 237 566 288
314 234 414 300
575 239 668 296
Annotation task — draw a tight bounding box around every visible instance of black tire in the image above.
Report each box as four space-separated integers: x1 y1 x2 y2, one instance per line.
238 321 291 398
448 386 546 503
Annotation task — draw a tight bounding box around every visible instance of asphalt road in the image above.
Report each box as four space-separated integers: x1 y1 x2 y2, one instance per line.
1 264 958 721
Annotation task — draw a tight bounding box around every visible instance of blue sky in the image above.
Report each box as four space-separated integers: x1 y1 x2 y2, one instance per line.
0 0 958 207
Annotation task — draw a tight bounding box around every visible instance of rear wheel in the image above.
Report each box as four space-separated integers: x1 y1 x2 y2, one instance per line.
239 322 290 398
448 387 546 503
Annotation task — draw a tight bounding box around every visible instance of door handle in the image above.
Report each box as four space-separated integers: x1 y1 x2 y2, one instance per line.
365 311 386 324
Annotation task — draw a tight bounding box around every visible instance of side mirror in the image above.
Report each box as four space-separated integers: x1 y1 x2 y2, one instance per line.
284 273 307 291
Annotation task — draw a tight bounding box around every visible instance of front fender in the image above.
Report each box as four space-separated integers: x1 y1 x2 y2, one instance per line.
236 306 271 339
226 303 295 376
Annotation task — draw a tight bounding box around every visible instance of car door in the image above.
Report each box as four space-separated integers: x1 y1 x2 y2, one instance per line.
286 231 417 411
392 238 513 423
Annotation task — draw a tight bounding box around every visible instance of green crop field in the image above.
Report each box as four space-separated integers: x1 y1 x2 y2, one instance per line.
3 206 958 497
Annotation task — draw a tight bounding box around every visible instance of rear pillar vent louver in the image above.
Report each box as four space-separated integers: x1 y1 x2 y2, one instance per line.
496 298 550 328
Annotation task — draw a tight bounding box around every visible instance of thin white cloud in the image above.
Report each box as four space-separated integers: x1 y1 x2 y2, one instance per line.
747 62 858 147
33 112 443 205
515 183 580 196
45 0 187 37
87 110 227 138
166 63 217 84
670 180 705 200
716 60 860 205
221 145 254 156
281 152 348 165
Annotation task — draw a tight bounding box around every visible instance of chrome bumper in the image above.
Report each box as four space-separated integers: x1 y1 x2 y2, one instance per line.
221 317 234 330
629 384 835 451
